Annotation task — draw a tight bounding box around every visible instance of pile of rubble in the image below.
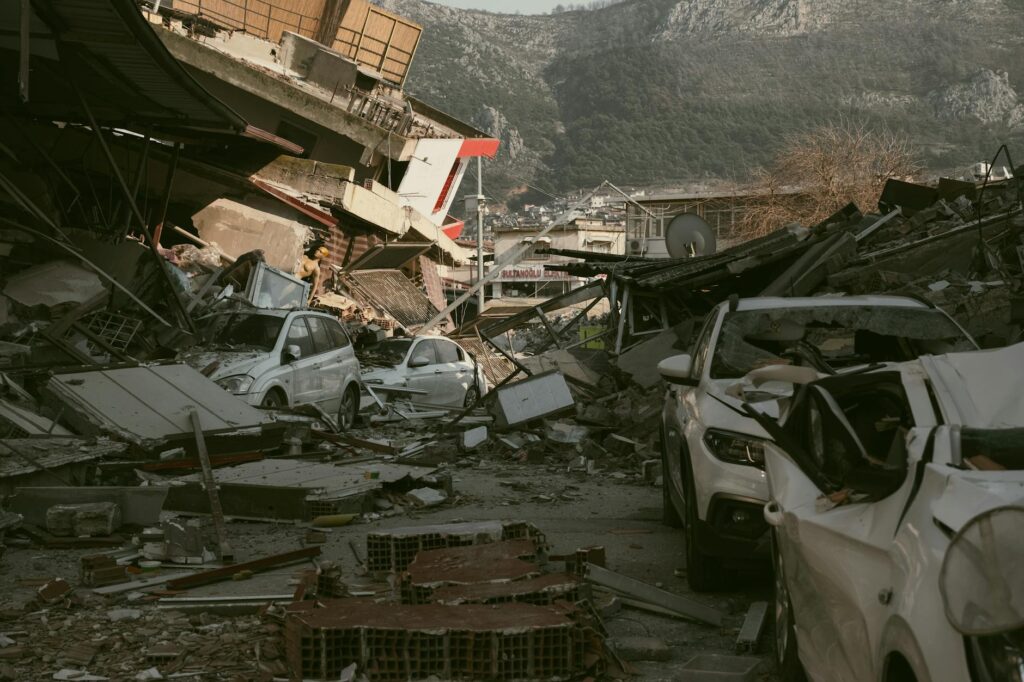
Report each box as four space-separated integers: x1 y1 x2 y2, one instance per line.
545 175 1024 355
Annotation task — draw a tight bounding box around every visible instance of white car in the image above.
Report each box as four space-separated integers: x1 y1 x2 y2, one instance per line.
360 335 486 408
657 296 976 590
747 341 1024 682
182 309 362 429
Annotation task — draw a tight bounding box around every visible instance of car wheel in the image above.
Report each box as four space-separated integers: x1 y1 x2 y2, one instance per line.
261 390 284 409
681 447 723 592
338 386 358 432
772 529 807 682
463 385 480 408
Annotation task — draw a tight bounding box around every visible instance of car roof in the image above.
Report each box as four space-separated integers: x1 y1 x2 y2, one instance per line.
728 295 932 312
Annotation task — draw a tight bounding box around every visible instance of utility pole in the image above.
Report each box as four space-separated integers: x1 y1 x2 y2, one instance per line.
476 155 485 315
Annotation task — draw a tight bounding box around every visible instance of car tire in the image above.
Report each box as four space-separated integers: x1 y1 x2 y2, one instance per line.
338 386 358 432
463 385 481 408
772 529 807 682
681 446 723 592
261 390 285 409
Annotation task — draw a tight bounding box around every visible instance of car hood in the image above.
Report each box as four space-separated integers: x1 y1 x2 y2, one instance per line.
179 349 270 381
931 469 1024 534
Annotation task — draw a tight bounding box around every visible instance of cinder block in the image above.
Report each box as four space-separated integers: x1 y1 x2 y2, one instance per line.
46 502 121 537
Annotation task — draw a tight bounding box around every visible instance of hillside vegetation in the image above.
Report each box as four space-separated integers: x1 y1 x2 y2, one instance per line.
378 0 1024 197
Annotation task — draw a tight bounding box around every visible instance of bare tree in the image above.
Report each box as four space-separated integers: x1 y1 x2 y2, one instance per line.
737 120 920 238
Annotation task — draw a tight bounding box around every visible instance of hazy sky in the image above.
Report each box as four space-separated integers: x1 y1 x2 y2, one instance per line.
428 0 569 14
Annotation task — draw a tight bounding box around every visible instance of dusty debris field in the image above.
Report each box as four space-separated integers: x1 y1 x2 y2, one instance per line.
0 438 777 681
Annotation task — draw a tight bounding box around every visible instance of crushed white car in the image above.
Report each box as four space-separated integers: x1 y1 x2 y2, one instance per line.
657 295 976 590
745 341 1024 682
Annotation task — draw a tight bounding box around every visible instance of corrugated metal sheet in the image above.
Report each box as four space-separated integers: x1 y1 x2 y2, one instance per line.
344 269 439 330
0 0 280 142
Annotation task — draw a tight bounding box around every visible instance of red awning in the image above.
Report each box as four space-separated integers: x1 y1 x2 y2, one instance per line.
457 138 500 159
442 219 465 240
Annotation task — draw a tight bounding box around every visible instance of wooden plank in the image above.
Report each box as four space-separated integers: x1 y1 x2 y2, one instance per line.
585 563 723 627
166 547 321 591
189 409 233 563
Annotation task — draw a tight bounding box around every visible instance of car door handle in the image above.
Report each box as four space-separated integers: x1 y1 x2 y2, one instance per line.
764 500 784 527
433 370 443 374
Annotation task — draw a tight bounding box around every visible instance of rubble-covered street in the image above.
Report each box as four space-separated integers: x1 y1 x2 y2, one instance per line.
2 1 1023 682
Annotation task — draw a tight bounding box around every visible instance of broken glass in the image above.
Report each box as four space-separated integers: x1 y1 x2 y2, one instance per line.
711 306 974 379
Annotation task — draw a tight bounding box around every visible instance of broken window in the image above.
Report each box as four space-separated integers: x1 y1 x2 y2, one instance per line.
711 306 974 379
961 428 1024 470
358 338 412 369
781 372 913 500
209 313 285 352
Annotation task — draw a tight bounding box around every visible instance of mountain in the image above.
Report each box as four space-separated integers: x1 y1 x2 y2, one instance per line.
377 0 1024 198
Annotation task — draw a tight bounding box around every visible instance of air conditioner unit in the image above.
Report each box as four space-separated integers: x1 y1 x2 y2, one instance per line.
627 239 645 255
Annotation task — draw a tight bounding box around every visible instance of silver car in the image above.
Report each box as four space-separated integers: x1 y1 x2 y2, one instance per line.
182 309 362 429
360 335 486 408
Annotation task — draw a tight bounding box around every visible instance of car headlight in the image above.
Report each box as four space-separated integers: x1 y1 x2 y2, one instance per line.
966 629 1024 682
215 375 254 394
703 429 766 468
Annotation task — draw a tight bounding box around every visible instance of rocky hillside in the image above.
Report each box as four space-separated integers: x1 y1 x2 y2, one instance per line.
378 0 1024 197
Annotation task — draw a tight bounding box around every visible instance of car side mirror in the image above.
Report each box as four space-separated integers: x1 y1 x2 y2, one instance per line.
408 355 431 368
658 354 698 387
283 344 302 364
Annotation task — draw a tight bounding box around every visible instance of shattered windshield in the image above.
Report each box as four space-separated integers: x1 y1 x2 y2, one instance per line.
710 306 975 379
206 313 285 352
359 339 413 369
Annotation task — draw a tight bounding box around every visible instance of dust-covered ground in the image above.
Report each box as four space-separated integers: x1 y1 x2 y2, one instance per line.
0 433 779 681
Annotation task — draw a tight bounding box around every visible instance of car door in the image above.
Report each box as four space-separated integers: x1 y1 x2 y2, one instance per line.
305 316 342 411
762 379 915 682
325 317 358 394
283 316 321 405
404 339 440 403
432 339 470 406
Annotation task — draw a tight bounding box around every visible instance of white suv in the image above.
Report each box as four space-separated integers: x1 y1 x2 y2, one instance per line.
182 309 363 429
657 295 976 591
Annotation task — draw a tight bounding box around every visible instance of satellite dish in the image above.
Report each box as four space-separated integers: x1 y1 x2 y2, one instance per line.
665 213 716 258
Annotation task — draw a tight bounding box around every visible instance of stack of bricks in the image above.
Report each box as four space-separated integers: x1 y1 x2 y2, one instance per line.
79 554 127 587
285 600 589 682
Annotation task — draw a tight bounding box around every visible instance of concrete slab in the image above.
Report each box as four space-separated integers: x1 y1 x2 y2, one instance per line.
44 364 276 450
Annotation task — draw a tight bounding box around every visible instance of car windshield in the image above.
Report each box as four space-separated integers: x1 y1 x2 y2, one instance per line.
710 306 975 379
359 339 413 369
206 313 285 352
